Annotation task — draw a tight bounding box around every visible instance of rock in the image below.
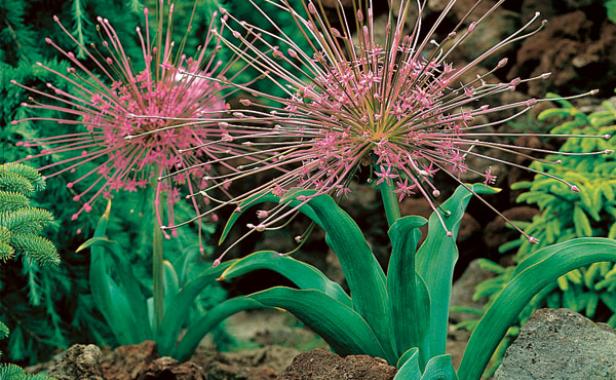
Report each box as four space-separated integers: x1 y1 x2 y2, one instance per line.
482 206 538 250
460 9 521 67
449 259 495 323
279 349 397 380
100 341 159 380
508 11 616 96
46 344 104 380
446 328 471 369
135 357 205 380
494 308 616 380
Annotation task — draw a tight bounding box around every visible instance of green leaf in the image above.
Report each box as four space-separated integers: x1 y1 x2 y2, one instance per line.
174 296 262 361
416 184 498 358
87 201 151 345
220 250 351 306
162 260 180 312
421 354 458 380
218 191 320 244
306 194 393 362
458 238 616 380
394 347 421 379
387 216 430 358
606 0 616 23
157 260 233 356
248 287 387 358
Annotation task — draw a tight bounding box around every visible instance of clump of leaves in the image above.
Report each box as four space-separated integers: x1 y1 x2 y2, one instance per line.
464 95 616 374
212 185 616 380
0 163 58 266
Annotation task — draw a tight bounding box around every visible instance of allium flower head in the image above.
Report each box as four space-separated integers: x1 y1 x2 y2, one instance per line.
12 1 251 242
199 0 610 242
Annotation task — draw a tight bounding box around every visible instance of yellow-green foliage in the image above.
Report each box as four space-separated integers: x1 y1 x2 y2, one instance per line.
0 163 58 265
474 95 616 326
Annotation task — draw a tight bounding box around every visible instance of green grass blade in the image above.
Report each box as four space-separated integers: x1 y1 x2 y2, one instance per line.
307 194 394 361
249 286 388 359
387 216 430 359
416 184 498 357
458 238 616 380
220 250 351 306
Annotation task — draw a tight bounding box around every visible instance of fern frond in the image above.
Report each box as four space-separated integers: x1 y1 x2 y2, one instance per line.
12 234 60 266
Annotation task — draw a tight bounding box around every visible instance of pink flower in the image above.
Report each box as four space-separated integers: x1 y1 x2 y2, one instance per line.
204 0 606 242
12 2 254 249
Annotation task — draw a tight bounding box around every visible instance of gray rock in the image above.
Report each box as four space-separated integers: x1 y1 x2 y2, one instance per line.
494 308 616 380
46 344 104 380
449 259 494 323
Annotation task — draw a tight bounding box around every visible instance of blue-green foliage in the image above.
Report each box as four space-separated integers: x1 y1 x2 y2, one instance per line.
81 203 236 360
214 187 616 380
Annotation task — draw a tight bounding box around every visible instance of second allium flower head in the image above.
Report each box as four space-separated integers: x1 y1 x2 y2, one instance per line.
12 1 258 246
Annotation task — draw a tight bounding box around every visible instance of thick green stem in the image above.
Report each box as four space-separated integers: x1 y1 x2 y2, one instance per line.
152 199 165 333
379 181 401 227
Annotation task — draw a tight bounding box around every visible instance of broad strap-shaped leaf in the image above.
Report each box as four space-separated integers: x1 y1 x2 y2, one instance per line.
387 216 430 359
394 347 422 380
162 260 180 312
219 190 321 244
306 194 394 362
174 296 263 361
156 260 233 356
458 238 616 380
85 202 151 344
416 184 498 357
246 286 388 359
220 250 351 306
421 355 458 380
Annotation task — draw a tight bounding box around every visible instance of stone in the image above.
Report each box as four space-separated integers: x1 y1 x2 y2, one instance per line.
449 259 495 323
46 344 104 380
494 308 616 380
507 11 616 96
482 206 538 250
279 349 397 380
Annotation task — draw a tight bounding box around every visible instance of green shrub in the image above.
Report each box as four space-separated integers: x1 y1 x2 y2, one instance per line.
466 95 616 374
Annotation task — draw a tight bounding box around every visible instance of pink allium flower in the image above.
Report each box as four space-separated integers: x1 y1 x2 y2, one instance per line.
194 0 609 243
12 2 253 246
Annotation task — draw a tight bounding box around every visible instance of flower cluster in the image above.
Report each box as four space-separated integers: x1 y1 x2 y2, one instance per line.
12 1 257 246
183 0 609 244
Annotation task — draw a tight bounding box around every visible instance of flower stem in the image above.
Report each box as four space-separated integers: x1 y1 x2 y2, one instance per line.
379 181 401 227
152 213 164 333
